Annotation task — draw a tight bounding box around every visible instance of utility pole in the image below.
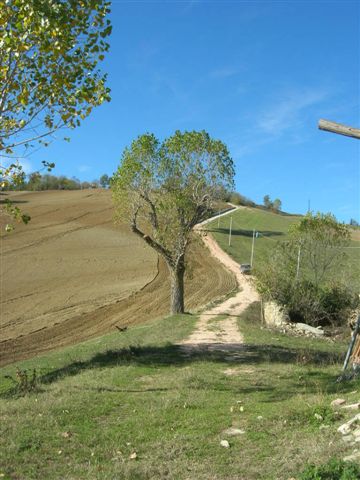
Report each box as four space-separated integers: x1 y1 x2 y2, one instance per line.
319 118 360 374
228 217 233 246
250 228 256 267
296 243 301 281
318 119 360 139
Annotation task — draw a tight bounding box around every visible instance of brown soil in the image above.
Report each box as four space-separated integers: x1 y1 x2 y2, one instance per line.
0 190 236 366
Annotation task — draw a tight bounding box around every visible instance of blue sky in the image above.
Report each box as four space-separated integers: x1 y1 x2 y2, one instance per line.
26 0 359 221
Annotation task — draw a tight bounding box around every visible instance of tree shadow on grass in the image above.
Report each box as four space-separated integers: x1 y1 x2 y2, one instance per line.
39 342 346 392
208 227 284 238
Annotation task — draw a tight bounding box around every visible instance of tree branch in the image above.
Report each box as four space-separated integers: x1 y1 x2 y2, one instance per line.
131 207 174 267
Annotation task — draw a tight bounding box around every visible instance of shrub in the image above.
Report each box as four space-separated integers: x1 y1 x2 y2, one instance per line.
299 458 360 479
4 368 39 396
255 213 357 327
257 268 358 326
229 191 256 207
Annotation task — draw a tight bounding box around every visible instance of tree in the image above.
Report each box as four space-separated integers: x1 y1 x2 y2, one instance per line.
99 173 110 188
263 194 272 209
350 218 359 227
256 212 357 325
272 198 282 212
112 130 235 314
289 212 350 287
0 0 111 229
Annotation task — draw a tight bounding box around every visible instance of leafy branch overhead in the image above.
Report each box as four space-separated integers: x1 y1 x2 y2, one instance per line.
0 0 112 157
0 0 111 231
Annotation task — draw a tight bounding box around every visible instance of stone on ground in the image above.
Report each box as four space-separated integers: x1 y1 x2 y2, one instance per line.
331 398 346 407
223 427 245 436
295 323 324 336
337 413 360 435
220 440 230 448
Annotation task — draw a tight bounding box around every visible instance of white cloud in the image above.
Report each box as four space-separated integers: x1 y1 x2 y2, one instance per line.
257 88 330 136
78 164 92 173
209 67 239 79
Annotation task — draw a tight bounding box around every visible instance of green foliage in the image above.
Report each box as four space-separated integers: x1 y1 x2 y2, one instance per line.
263 194 282 212
255 212 358 326
299 458 360 480
272 197 282 212
4 368 39 396
112 130 234 264
290 404 341 428
228 191 256 207
3 199 31 232
0 0 111 155
112 130 234 313
99 173 110 188
289 212 351 287
0 0 111 229
263 194 272 209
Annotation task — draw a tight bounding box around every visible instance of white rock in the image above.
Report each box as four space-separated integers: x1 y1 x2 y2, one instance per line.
331 398 346 407
220 440 230 448
341 402 360 411
342 434 354 442
314 413 323 421
343 450 360 462
223 428 245 436
337 413 360 435
263 301 289 327
295 323 324 336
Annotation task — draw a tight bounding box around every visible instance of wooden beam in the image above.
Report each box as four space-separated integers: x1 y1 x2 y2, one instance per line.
318 119 360 139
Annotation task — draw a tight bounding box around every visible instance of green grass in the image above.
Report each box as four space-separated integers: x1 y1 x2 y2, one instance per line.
1 307 360 480
208 207 301 266
207 207 360 288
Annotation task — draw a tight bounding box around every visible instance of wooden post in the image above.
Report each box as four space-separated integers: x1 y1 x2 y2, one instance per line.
343 315 360 371
318 119 360 139
318 118 359 376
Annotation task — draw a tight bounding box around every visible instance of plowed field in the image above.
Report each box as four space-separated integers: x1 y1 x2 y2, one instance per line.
0 190 236 366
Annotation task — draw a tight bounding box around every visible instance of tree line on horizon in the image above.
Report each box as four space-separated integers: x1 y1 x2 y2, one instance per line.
2 173 111 191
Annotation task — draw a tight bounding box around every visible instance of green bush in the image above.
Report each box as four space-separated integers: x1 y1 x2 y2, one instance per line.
255 213 358 327
287 280 358 326
299 458 360 479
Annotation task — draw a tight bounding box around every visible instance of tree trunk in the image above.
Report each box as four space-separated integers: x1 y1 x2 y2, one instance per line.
169 264 185 314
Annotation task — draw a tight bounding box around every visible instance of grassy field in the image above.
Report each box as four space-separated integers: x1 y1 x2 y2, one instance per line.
1 304 359 480
0 190 236 366
207 206 360 289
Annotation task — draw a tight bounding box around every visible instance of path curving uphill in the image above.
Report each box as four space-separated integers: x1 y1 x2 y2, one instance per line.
179 209 259 354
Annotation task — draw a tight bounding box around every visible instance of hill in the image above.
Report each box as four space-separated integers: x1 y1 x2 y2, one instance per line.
0 190 236 366
206 206 360 289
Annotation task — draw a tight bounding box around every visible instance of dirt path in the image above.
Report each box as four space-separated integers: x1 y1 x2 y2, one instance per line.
179 210 259 354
